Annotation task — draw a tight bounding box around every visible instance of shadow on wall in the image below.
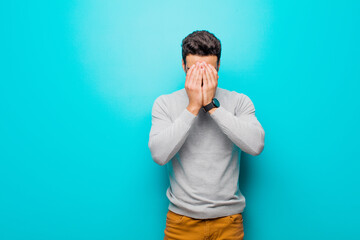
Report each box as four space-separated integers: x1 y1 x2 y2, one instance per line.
239 150 254 222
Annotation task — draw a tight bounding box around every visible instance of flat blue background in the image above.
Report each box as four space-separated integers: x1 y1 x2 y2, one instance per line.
1 1 359 239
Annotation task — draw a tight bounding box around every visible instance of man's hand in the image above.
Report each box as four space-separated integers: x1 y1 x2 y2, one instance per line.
185 62 204 116
202 62 219 107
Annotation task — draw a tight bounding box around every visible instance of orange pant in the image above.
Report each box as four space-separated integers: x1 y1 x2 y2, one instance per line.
164 210 244 240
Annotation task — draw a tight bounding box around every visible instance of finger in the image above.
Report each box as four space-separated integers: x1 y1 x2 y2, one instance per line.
203 64 214 87
207 64 218 86
186 64 196 80
191 64 199 88
205 64 216 82
209 64 218 81
187 64 195 76
203 64 210 89
186 64 196 87
196 64 202 88
201 63 207 87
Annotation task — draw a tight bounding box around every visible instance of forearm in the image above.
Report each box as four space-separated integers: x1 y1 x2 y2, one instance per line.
209 106 265 155
148 108 197 165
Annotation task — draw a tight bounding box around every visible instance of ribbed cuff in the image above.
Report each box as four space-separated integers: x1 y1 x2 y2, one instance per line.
179 108 197 126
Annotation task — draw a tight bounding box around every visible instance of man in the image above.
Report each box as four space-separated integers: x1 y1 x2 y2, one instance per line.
148 30 265 240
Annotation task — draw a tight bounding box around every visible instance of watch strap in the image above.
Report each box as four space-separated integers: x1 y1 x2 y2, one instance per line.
203 98 218 112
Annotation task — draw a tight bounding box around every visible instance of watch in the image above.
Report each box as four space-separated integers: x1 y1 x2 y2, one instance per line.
202 98 220 112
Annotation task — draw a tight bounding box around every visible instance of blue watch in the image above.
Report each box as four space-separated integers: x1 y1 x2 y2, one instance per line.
202 98 220 112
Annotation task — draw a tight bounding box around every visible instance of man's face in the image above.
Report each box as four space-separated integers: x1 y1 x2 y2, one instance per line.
182 54 219 75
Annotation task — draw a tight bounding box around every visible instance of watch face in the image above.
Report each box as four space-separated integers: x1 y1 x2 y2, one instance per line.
213 98 220 107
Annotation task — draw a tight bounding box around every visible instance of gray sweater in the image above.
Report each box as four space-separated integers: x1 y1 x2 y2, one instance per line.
148 87 265 219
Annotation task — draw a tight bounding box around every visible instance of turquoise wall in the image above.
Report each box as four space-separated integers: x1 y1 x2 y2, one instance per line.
1 1 359 239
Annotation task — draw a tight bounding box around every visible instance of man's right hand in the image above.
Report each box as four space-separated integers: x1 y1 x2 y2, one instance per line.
185 62 204 116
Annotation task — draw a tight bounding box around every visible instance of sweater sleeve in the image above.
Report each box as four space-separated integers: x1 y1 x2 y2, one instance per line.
148 95 197 166
209 93 265 156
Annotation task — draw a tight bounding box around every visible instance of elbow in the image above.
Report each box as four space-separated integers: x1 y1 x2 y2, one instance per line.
250 129 265 156
148 139 168 166
152 155 167 166
153 154 167 166
250 142 264 156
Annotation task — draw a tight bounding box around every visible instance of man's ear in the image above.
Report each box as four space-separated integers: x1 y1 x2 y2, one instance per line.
182 59 186 73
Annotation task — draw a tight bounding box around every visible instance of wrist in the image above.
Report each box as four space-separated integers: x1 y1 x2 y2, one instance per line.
186 104 201 116
202 97 220 114
208 108 217 115
203 100 212 106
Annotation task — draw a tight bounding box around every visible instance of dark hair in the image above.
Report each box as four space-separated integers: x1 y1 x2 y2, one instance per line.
181 30 221 69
